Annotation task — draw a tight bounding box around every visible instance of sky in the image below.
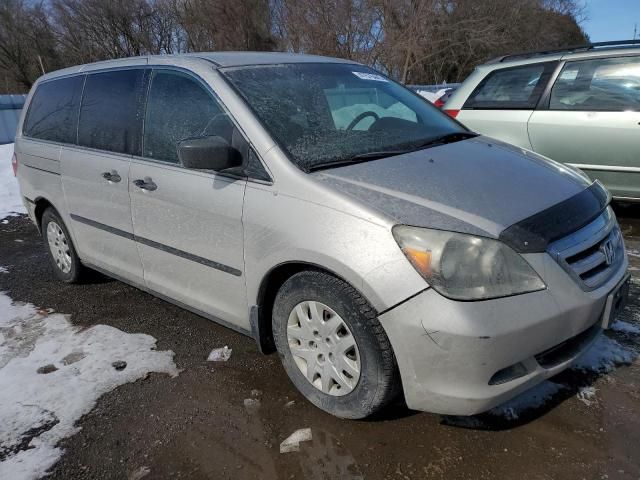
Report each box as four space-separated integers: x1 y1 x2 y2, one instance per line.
582 0 640 42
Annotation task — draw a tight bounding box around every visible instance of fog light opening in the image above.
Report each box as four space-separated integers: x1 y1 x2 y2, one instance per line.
488 362 529 386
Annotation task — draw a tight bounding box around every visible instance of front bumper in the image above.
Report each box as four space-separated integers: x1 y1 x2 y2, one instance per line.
378 252 628 416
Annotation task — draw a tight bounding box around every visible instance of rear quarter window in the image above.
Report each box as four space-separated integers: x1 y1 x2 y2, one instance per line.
463 62 556 110
78 69 147 155
23 76 84 143
550 56 640 111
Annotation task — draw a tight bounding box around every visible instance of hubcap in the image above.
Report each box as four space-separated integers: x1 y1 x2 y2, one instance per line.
46 221 72 274
286 301 361 396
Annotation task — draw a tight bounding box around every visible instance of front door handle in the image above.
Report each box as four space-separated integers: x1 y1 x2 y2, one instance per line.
102 170 121 183
133 177 157 191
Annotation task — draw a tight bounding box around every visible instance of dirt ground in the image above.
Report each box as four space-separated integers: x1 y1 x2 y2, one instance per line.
0 205 639 480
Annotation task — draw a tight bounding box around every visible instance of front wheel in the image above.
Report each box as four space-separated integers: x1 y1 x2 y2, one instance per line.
272 270 400 419
41 208 85 283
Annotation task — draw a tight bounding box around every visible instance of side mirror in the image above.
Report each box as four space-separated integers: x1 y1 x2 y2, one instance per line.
177 136 242 171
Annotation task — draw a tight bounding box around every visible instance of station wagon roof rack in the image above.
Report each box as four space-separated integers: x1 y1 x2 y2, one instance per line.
487 39 640 64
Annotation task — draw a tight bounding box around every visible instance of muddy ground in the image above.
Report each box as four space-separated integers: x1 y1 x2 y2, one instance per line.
0 205 639 480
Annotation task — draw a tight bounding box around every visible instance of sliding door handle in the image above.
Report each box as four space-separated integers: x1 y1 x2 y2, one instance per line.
102 170 121 183
133 177 157 191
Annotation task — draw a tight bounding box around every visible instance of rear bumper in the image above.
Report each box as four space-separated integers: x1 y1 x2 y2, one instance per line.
378 252 628 416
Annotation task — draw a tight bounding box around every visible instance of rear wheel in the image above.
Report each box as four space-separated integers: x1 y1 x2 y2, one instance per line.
272 270 400 419
41 208 85 283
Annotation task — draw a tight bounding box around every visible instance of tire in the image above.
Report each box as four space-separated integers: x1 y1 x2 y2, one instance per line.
272 270 400 419
41 208 85 283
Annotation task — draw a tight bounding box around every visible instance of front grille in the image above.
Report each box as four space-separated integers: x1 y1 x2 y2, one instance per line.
548 207 625 290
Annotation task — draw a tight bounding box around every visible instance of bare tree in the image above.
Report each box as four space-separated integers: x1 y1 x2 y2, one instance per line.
0 0 588 93
272 0 384 64
0 0 60 90
177 0 275 52
51 0 184 63
376 0 588 84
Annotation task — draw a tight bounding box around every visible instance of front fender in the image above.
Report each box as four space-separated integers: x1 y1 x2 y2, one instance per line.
243 186 426 313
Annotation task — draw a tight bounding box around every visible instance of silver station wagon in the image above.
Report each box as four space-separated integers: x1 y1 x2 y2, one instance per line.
14 52 629 419
444 40 640 200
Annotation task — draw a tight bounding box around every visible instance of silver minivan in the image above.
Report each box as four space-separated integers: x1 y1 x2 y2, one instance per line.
15 52 629 419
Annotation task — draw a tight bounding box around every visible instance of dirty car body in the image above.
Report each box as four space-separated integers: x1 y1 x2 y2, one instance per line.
15 52 628 418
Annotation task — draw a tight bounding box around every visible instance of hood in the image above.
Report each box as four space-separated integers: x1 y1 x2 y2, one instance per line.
314 136 592 240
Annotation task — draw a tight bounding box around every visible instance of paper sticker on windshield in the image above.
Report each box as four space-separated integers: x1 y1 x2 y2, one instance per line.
352 71 388 82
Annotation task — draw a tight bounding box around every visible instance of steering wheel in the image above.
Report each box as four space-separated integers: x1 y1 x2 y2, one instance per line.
346 111 380 131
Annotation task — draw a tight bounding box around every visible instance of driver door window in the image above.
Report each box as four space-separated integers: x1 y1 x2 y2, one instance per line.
143 70 234 163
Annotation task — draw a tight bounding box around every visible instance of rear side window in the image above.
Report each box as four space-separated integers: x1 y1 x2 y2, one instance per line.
464 63 556 110
143 70 234 164
550 56 640 111
78 69 146 155
23 76 83 143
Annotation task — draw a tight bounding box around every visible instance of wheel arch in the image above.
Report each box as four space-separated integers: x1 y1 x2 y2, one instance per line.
33 196 57 232
251 261 376 354
32 197 82 263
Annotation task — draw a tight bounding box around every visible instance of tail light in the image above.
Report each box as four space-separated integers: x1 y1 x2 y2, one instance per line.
434 98 445 108
444 109 459 118
11 152 18 176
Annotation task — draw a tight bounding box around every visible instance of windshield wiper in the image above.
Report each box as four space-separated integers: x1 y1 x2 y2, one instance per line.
307 132 478 172
410 131 478 150
308 150 408 172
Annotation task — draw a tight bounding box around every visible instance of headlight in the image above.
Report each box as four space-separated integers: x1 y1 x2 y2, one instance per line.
393 225 546 300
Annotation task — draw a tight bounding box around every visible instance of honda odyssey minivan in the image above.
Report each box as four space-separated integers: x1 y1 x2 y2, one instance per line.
15 52 629 419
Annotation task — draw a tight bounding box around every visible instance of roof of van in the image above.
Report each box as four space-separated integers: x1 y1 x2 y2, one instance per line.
37 51 359 82
186 51 358 67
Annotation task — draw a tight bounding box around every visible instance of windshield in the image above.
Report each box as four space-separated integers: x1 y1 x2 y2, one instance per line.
223 63 467 171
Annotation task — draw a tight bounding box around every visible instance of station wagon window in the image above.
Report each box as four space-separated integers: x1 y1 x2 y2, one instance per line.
550 56 640 111
463 62 556 110
23 76 83 143
78 69 146 155
143 70 234 164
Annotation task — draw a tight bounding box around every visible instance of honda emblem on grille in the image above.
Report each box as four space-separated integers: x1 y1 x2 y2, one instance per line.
601 238 616 266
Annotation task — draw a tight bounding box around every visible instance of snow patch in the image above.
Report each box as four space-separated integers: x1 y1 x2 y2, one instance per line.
280 428 313 453
206 345 232 362
0 266 8 274
0 291 179 479
489 381 566 420
571 334 636 373
470 331 637 422
0 143 26 220
610 320 640 335
576 386 598 406
129 465 151 480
